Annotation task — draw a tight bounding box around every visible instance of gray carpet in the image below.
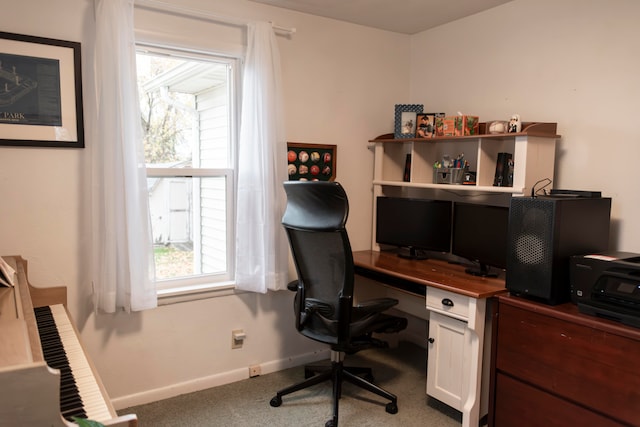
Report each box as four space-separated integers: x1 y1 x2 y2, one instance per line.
121 341 463 426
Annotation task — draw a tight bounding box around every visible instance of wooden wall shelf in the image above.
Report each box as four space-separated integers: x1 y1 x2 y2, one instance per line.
369 122 560 143
369 122 559 197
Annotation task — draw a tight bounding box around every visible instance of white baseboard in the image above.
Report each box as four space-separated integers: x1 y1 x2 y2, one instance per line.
112 348 331 410
113 331 426 410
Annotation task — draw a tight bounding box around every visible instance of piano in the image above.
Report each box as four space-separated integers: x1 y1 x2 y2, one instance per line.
0 256 137 426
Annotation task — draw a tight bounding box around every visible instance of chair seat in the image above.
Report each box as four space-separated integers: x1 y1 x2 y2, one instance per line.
299 305 407 353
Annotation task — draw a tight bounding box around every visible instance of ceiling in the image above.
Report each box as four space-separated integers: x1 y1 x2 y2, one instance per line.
248 0 514 35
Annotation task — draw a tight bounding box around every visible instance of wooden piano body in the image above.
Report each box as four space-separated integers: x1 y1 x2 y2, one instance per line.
0 256 137 426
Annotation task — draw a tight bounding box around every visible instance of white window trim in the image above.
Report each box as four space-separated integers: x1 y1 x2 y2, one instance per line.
157 281 241 305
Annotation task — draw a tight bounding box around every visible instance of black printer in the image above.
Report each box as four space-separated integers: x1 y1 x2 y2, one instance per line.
570 252 640 328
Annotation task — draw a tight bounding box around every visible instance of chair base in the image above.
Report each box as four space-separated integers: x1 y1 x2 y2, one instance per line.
270 355 398 427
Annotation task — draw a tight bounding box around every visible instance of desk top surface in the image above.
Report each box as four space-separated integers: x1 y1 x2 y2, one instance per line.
353 250 507 299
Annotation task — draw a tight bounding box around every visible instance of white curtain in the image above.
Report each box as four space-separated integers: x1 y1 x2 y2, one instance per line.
235 22 289 293
90 0 156 312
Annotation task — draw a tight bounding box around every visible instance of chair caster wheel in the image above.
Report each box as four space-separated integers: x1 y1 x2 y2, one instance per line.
325 418 336 427
270 396 282 407
386 402 398 414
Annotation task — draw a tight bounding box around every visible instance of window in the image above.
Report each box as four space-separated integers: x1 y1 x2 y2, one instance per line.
136 46 239 292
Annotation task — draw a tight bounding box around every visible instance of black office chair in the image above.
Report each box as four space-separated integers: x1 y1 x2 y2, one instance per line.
270 181 408 427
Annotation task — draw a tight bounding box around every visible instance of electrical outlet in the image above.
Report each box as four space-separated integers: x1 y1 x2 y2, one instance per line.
249 365 261 377
232 329 246 349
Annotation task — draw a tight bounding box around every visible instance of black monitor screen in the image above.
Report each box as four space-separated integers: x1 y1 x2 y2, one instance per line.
452 202 509 277
376 197 452 259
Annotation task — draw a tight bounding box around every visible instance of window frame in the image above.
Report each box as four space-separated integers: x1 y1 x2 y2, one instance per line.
136 42 242 298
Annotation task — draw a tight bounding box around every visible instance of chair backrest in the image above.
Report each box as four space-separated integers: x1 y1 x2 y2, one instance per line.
282 181 354 345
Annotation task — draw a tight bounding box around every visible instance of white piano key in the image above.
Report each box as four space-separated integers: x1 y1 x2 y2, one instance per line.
49 304 113 422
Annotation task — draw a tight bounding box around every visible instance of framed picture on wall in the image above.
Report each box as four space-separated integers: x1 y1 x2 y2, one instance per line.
0 31 84 148
287 142 337 181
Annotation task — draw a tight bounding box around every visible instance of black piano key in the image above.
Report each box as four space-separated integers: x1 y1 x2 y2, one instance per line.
34 306 87 421
61 398 84 412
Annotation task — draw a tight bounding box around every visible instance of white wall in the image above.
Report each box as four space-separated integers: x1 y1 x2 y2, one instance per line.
410 0 640 251
0 0 409 408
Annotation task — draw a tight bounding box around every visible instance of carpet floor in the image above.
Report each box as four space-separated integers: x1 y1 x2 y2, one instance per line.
121 341 464 426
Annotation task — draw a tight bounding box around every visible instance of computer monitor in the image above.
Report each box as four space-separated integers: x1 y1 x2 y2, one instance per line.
376 197 452 259
452 202 509 277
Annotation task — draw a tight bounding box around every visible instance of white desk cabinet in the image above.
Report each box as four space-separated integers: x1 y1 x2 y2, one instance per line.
426 287 491 427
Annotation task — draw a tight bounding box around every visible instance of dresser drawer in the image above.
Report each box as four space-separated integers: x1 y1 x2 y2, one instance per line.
496 303 640 426
493 373 624 427
426 287 470 321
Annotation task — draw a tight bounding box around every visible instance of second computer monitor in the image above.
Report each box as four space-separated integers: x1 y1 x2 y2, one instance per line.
452 202 509 277
376 197 452 259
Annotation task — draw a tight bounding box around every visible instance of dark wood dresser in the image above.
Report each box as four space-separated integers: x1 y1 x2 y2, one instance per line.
489 294 640 427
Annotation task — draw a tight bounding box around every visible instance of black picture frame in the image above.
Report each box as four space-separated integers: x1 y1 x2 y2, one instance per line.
287 142 337 181
394 104 423 139
416 113 433 138
0 31 84 148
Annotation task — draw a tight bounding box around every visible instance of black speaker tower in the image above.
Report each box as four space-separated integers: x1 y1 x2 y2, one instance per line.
506 196 611 305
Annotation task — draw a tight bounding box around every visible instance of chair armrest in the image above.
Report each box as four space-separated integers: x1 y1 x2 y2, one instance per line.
287 280 299 292
353 298 398 315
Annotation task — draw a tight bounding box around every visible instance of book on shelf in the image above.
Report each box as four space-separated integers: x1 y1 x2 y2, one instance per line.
493 152 513 187
403 154 411 182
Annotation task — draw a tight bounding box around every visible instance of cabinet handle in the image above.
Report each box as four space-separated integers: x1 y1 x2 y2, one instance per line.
441 298 454 307
428 338 435 344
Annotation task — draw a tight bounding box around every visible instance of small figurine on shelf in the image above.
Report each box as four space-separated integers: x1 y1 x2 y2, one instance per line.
508 114 521 133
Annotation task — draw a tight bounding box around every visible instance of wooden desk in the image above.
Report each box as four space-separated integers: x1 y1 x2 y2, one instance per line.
353 250 506 427
353 250 506 298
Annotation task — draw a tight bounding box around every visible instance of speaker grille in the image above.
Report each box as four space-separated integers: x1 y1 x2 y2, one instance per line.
507 198 555 298
513 204 553 267
514 233 546 265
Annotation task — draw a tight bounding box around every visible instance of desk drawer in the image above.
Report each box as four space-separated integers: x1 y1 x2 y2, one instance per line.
426 287 470 321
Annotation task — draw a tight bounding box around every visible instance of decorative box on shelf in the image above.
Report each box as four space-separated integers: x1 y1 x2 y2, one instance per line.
434 115 480 137
435 116 456 137
455 115 479 136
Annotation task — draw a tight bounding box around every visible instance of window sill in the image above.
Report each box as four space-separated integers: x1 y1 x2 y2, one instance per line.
157 281 239 305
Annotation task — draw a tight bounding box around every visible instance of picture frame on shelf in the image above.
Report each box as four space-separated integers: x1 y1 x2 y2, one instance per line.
416 113 440 138
394 104 423 139
0 31 84 148
287 142 336 181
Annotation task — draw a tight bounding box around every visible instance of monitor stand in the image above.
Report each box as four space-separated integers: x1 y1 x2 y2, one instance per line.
464 262 498 278
397 247 428 260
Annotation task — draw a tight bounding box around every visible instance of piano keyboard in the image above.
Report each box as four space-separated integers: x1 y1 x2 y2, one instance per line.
35 304 113 423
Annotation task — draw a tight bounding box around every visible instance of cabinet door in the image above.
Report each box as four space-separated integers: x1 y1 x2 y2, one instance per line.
427 311 466 410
